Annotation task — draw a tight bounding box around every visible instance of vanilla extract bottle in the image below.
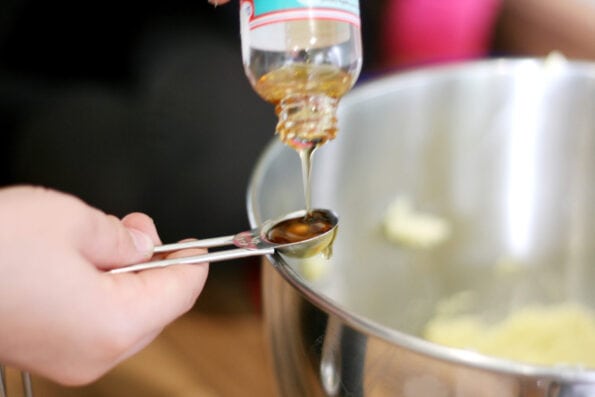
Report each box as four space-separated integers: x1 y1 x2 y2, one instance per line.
240 0 362 213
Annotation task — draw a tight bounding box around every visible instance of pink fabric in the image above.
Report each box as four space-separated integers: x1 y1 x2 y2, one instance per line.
381 0 502 68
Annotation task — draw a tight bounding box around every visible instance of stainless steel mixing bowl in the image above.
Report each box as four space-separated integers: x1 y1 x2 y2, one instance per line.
247 58 595 396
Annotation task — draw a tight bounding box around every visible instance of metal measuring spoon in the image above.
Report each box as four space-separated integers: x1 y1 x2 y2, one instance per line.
109 208 338 274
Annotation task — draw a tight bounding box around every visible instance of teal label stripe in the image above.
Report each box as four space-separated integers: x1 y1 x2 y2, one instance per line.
254 0 359 17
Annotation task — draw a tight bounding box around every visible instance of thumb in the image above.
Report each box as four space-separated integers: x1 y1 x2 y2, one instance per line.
77 208 156 270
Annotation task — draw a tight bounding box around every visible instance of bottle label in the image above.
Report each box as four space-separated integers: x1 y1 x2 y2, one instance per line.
242 0 360 29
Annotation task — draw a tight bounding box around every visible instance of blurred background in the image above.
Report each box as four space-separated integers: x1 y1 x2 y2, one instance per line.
1 0 594 395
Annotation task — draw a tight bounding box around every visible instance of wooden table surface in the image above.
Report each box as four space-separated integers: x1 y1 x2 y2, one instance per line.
4 263 278 397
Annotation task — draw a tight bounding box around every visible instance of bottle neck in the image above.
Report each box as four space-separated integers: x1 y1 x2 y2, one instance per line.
275 94 339 150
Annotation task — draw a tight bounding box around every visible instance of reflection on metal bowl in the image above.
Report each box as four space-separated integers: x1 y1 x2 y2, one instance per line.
247 58 595 396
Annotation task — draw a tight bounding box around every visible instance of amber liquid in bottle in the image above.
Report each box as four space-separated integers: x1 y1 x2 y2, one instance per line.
253 64 354 149
254 63 356 213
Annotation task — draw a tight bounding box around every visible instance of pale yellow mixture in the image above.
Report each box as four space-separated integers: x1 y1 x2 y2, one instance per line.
383 196 451 249
424 303 595 368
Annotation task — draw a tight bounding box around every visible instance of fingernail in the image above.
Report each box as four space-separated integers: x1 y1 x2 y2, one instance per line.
208 0 220 7
128 228 154 256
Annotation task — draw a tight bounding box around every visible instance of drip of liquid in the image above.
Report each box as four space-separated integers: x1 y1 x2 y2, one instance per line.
299 146 316 214
266 209 335 245
254 64 355 213
254 64 353 152
321 243 333 260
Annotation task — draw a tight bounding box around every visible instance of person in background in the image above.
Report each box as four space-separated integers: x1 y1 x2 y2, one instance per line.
380 0 502 69
378 0 595 70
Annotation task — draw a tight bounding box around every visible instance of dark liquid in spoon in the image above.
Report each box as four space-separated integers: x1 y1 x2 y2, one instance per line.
266 210 334 244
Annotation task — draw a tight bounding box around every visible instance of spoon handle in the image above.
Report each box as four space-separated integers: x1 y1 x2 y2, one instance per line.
109 247 275 274
153 235 237 253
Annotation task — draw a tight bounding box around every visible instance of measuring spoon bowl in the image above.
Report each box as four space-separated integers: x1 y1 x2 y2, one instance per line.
256 208 339 257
